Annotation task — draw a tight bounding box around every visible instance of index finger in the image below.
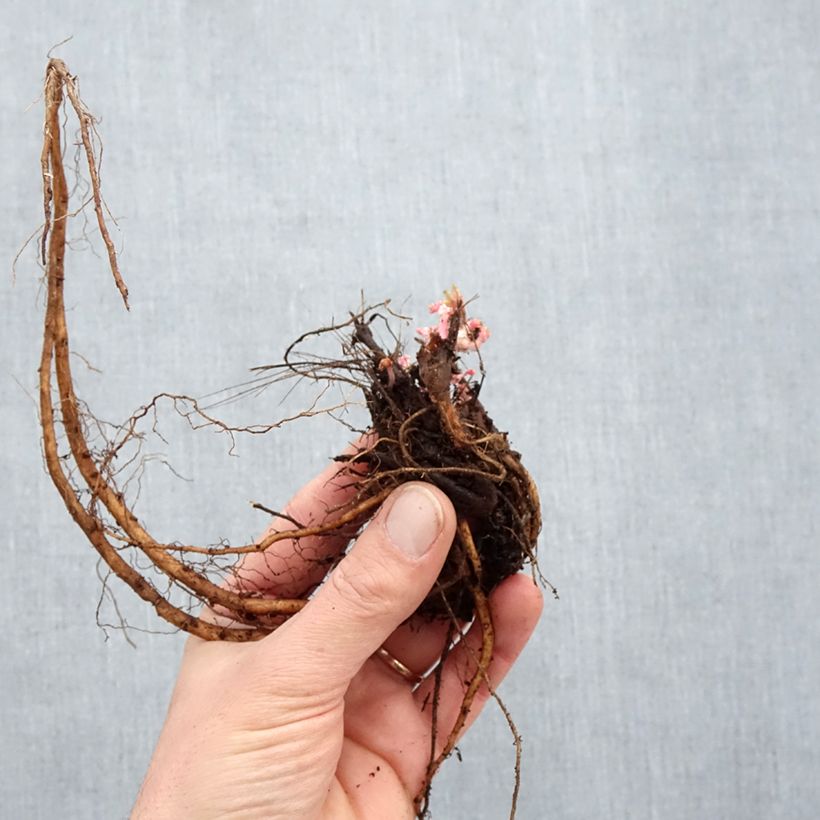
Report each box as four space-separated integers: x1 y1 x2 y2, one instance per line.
228 435 372 599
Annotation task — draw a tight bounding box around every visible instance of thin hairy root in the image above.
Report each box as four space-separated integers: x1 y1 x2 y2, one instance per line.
157 487 393 556
433 398 508 483
398 406 431 465
490 687 523 820
417 619 457 819
47 60 128 306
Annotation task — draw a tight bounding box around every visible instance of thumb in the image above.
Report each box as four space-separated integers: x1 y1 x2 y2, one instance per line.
270 482 456 689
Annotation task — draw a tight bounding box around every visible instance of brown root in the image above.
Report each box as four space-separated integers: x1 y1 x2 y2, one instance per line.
36 59 545 816
415 518 495 815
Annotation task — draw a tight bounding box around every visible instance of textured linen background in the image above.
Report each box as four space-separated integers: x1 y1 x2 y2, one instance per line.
2 2 818 819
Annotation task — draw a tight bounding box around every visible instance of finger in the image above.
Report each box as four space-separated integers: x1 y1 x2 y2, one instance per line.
230 436 371 598
380 616 466 681
266 482 457 690
413 573 543 749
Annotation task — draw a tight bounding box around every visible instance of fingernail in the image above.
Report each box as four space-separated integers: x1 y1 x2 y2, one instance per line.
385 485 444 558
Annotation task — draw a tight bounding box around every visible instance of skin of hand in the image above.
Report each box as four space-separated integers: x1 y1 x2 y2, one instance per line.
131 458 543 819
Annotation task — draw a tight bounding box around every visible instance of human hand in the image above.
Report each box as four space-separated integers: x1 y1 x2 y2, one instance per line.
131 457 543 819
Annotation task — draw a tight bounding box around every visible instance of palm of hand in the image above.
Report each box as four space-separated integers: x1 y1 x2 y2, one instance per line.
132 460 542 819
135 570 539 820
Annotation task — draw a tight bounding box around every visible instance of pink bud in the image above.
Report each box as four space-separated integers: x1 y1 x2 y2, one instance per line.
416 327 433 344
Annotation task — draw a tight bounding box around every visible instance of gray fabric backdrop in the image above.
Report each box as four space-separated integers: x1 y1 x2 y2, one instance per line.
2 2 818 818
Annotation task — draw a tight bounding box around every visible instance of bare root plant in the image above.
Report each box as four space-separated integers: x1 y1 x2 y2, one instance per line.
36 59 548 818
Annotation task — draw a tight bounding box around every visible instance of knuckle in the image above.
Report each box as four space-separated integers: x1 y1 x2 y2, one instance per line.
329 556 395 617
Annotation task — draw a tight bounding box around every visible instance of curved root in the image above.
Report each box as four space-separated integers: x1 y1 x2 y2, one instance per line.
37 59 541 815
415 518 495 817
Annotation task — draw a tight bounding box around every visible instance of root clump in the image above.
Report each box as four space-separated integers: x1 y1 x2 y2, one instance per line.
337 293 542 622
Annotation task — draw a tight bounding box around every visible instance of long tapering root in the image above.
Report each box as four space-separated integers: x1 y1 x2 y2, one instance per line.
38 59 346 640
415 518 495 817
